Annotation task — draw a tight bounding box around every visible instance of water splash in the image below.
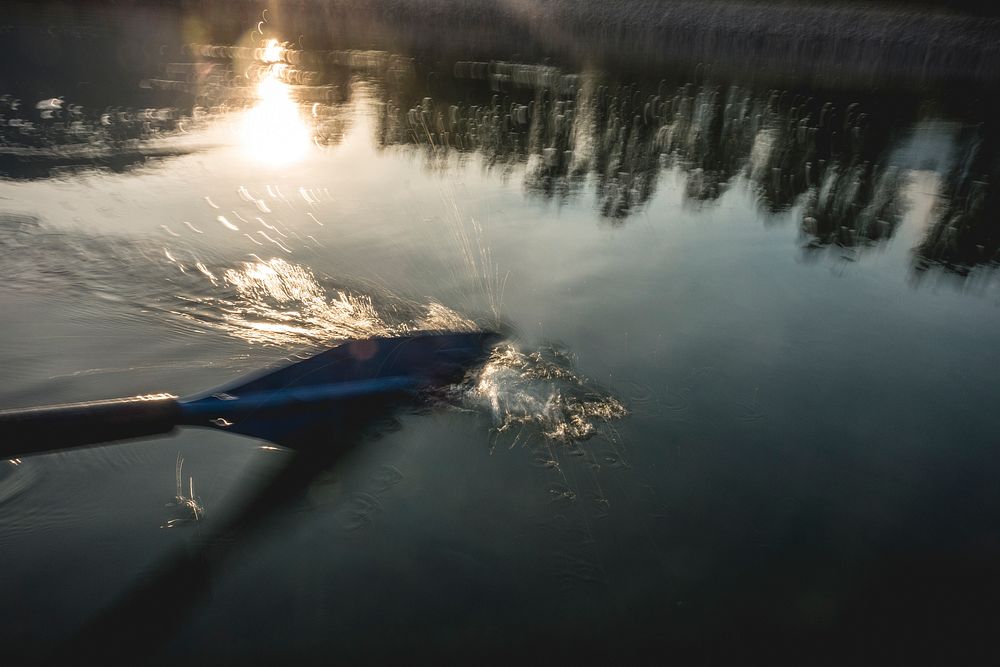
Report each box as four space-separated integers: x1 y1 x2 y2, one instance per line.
161 454 204 528
181 258 626 444
441 191 509 326
0 216 626 451
467 343 628 445
182 257 476 346
173 256 625 445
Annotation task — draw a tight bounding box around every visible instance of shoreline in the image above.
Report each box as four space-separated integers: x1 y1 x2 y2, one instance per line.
4 1 1000 90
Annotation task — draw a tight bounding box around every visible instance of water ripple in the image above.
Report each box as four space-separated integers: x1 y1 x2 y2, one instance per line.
0 458 41 507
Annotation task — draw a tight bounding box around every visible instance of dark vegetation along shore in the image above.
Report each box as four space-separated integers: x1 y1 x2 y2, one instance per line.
11 0 1000 87
6 0 1000 89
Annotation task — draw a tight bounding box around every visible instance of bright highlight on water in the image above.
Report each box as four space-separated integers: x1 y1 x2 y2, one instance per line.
240 39 312 166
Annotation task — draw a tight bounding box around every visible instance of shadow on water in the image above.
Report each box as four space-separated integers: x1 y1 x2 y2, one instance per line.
46 396 403 663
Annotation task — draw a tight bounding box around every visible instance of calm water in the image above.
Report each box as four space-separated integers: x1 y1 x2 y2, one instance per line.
2 2 1000 664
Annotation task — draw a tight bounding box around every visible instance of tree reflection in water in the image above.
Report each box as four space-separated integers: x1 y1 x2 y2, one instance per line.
1 26 996 274
916 123 1000 273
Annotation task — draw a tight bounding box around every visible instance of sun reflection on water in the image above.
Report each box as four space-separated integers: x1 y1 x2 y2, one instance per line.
187 257 479 347
240 39 312 166
219 258 399 344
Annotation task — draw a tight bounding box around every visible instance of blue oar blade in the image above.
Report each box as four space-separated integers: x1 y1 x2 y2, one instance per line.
215 330 496 394
178 331 497 444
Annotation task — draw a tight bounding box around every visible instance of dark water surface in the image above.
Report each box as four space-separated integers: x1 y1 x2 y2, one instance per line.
2 2 1000 664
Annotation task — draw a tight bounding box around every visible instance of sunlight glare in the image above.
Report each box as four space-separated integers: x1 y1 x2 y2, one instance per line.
240 39 311 166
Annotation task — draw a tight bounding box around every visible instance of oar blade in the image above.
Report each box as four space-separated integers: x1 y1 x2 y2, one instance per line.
179 331 498 445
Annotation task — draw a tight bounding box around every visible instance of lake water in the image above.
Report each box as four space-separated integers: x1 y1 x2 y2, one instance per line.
2 2 1000 664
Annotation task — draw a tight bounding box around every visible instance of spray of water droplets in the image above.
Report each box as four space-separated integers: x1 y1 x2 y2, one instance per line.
466 343 628 445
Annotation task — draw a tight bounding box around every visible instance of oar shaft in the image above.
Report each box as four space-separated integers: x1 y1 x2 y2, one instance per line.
177 376 421 421
0 394 180 458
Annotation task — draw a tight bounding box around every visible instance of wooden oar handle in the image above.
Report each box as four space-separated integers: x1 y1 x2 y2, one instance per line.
0 394 180 458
